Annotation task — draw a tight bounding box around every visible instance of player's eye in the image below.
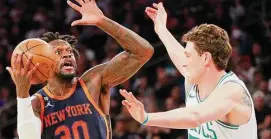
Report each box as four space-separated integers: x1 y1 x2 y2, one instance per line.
55 50 61 55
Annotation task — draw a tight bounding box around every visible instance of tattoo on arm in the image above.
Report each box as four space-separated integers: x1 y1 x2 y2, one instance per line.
83 18 154 87
31 95 41 118
241 90 252 108
101 52 142 87
33 109 40 117
97 18 153 56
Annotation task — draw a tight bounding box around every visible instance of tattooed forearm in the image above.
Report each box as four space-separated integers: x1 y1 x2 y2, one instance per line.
82 17 154 88
97 17 154 56
241 90 252 108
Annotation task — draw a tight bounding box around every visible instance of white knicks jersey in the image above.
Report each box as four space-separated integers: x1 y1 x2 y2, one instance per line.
185 71 258 139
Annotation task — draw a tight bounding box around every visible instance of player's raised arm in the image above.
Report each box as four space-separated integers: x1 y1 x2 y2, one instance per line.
6 53 41 139
68 0 154 87
145 2 187 76
120 82 248 129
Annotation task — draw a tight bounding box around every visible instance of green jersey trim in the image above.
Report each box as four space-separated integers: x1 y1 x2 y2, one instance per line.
216 120 239 130
196 71 234 102
188 134 200 139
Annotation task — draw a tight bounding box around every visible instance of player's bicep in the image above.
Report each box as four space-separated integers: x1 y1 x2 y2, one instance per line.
101 51 146 88
31 95 42 119
81 63 108 83
194 83 243 124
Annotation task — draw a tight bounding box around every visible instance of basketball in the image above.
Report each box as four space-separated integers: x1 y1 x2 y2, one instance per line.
11 38 56 84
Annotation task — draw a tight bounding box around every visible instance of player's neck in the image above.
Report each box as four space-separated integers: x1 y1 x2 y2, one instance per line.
46 77 76 96
197 68 226 99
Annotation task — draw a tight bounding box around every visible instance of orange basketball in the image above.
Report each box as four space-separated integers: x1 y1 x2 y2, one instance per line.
11 38 56 84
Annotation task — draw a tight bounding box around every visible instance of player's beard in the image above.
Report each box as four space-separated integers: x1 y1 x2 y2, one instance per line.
56 65 77 84
56 72 75 83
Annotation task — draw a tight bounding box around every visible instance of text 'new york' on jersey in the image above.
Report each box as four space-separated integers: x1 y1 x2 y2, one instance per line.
35 78 109 139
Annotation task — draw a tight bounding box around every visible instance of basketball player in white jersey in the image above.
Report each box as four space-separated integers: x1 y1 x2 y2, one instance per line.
119 2 258 139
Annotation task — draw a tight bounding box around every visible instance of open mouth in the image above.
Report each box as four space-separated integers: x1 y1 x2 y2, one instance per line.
62 61 74 70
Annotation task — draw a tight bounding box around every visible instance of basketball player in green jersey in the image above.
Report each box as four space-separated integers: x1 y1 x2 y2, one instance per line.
119 2 258 139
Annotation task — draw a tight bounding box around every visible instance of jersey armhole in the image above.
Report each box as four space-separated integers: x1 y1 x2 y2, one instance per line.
78 79 110 139
218 80 253 127
78 78 105 116
223 80 253 109
35 93 45 133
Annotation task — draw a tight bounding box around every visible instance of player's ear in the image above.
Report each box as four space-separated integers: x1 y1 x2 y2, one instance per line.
203 52 212 65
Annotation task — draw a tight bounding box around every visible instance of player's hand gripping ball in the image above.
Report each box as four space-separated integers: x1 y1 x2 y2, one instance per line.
11 38 56 84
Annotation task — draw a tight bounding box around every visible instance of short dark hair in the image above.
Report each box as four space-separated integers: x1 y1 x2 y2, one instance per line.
40 32 80 59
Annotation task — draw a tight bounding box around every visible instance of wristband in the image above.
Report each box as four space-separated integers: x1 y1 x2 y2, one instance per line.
141 114 149 125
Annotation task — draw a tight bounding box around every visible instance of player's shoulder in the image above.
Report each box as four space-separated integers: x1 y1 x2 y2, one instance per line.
31 94 41 107
30 93 44 118
80 63 107 84
221 71 248 92
219 71 247 89
220 81 244 90
222 71 242 82
216 81 246 103
31 87 47 107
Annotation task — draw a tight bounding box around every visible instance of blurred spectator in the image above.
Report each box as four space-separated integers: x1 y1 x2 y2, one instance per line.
169 85 184 107
269 77 271 92
253 93 271 132
229 0 245 25
236 55 256 84
0 87 12 108
133 75 154 97
253 80 271 107
249 70 264 93
260 128 271 139
154 66 175 107
112 115 140 139
165 97 177 111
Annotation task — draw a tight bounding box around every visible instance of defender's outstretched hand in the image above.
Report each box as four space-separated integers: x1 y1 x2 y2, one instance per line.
145 2 167 33
120 89 147 124
67 0 104 26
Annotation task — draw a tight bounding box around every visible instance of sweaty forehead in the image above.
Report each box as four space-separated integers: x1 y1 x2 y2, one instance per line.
49 39 72 49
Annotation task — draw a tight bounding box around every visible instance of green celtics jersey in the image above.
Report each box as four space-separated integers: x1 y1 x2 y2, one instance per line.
185 71 257 139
